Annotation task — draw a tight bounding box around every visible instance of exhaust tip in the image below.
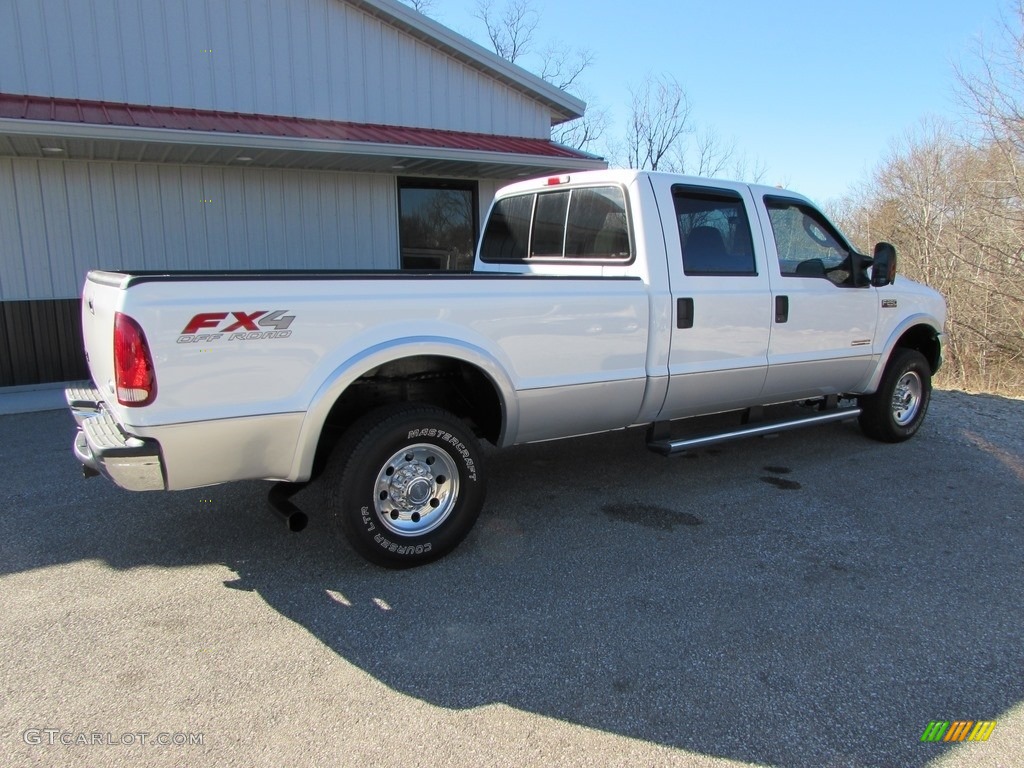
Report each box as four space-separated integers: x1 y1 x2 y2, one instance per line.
268 481 310 534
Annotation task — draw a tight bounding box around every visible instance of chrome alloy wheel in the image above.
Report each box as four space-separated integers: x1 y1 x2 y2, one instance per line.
891 371 923 426
373 443 460 536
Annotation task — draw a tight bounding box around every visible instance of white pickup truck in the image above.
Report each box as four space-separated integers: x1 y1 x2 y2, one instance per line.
68 169 945 567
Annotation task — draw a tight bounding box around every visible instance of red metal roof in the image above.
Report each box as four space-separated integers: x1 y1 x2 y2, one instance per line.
0 92 594 160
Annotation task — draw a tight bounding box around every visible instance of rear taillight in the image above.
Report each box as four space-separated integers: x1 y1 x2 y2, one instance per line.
114 312 157 406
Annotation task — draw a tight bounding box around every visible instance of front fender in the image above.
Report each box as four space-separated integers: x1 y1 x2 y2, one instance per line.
862 313 944 393
287 336 519 481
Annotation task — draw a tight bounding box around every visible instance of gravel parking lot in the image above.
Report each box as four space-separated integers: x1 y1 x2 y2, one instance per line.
1 389 1022 768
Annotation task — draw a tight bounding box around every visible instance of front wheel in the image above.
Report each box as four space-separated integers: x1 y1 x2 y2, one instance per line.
325 404 486 568
858 348 932 442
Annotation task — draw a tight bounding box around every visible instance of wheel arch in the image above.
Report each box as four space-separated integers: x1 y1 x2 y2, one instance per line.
288 338 518 482
864 316 943 393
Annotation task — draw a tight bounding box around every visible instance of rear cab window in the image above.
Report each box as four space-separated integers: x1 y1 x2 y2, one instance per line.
480 185 633 264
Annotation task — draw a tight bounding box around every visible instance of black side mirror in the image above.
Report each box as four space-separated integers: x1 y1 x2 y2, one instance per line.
850 251 870 286
871 242 897 287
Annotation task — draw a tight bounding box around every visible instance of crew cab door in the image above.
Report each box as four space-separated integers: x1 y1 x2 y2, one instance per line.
756 195 878 399
654 179 772 419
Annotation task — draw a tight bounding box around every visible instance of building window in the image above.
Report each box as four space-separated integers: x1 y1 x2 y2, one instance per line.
398 179 478 271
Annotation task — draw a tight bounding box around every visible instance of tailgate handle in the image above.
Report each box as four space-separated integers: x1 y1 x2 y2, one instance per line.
775 295 789 323
677 298 694 329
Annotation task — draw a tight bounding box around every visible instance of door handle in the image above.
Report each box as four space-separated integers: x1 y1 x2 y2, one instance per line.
677 298 694 329
775 295 789 323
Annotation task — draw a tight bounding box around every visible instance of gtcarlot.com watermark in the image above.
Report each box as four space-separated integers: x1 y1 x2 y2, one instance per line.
23 729 204 747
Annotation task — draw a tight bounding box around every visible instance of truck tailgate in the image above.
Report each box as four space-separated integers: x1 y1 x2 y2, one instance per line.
80 271 128 410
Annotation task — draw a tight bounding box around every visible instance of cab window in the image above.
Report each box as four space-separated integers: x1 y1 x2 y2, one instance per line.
480 185 632 263
764 197 859 286
672 186 756 276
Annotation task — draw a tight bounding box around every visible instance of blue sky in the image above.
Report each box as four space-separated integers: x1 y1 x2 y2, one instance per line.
420 0 1008 204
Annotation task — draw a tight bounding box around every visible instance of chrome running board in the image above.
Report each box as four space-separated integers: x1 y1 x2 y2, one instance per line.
647 408 861 456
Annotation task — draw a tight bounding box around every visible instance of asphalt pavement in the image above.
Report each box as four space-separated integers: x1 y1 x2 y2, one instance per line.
1 390 1022 768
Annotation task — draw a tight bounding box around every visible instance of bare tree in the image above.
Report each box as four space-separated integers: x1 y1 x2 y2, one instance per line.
834 114 1024 394
615 74 767 181
957 2 1024 158
474 0 538 63
540 45 604 152
471 0 602 153
828 2 1024 395
539 44 594 92
623 75 693 171
399 0 437 15
552 111 607 153
667 128 768 182
549 82 608 153
688 129 736 177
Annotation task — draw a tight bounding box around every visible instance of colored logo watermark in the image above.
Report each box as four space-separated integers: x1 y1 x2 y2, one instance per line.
920 720 996 742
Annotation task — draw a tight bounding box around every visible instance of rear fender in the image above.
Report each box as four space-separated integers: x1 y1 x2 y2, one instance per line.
288 337 518 481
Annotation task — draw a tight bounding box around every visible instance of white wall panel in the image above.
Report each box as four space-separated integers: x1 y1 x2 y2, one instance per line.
144 4 175 108
87 165 123 287
0 161 30 298
112 164 146 269
325 2 349 118
0 158 400 301
117 1 149 104
0 0 553 138
63 163 103 284
96 0 129 101
156 164 189 270
37 162 76 298
245 0 274 115
307 0 334 119
136 167 170 271
11 159 52 298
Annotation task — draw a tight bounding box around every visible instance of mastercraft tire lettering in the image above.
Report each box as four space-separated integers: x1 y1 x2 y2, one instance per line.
325 404 486 568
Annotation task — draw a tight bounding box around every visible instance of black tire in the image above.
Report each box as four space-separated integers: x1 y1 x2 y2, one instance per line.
858 348 932 443
324 404 486 568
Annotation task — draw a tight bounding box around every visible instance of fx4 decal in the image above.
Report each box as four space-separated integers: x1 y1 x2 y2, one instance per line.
177 310 295 343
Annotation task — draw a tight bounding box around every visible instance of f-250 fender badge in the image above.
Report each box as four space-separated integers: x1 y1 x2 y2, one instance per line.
177 310 295 343
881 298 898 309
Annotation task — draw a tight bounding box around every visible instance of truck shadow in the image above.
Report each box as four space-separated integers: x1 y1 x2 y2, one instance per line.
2 389 1022 767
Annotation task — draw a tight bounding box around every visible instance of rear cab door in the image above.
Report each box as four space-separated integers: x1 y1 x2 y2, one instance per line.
650 176 773 419
753 192 879 400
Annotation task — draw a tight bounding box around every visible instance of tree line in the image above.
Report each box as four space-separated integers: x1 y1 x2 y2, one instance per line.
832 3 1024 394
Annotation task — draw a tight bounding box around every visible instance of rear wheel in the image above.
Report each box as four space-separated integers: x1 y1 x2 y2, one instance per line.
858 348 932 442
324 404 486 568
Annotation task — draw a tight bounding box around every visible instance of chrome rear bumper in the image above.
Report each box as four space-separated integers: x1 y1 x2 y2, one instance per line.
66 386 166 492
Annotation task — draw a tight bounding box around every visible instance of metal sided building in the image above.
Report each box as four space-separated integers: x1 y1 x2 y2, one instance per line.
0 0 604 388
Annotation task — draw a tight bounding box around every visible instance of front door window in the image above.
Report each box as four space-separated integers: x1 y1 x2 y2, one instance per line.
765 199 863 286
